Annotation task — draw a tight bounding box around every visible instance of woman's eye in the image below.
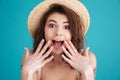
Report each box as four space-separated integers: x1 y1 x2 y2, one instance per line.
64 26 70 30
49 24 55 28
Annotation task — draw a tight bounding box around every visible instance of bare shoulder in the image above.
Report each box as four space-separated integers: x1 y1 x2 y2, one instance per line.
88 51 97 70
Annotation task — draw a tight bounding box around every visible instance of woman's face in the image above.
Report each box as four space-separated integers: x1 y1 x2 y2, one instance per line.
44 12 72 54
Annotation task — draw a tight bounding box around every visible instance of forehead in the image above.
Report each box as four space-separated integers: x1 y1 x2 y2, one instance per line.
46 12 69 22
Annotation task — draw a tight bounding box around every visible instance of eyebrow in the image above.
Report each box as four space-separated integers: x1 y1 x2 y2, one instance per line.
48 20 56 23
48 19 69 24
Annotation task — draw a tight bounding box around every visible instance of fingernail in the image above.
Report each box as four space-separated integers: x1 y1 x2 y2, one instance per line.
42 39 44 42
81 49 84 52
48 40 51 43
65 41 67 44
87 47 90 51
64 41 66 43
50 46 53 49
62 54 64 57
69 40 72 43
51 56 54 58
24 47 27 50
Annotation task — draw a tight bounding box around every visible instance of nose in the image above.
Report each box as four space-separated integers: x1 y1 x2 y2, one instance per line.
55 28 63 36
56 33 62 36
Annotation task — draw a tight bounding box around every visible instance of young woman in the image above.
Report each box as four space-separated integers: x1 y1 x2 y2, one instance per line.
21 0 97 80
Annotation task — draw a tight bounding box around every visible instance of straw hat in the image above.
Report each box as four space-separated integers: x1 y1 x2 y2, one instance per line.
28 0 90 37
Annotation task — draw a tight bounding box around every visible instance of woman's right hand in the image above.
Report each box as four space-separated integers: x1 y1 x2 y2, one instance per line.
22 39 53 80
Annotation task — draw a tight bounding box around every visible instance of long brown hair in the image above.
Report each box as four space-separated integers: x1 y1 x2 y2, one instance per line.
33 4 85 53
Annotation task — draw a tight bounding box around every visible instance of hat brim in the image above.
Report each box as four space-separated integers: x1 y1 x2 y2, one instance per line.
28 0 90 37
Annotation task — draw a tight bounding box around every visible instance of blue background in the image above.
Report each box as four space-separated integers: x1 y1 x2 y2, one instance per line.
0 0 120 80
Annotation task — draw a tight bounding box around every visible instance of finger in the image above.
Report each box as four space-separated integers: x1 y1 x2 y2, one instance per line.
33 46 53 64
42 56 54 66
68 41 79 55
62 54 72 65
62 46 72 59
40 46 53 61
39 40 51 57
81 49 84 52
80 49 84 56
24 47 30 58
35 39 45 55
83 47 89 57
64 41 75 56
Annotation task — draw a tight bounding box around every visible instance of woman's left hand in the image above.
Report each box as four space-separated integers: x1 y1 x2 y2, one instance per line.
62 41 94 76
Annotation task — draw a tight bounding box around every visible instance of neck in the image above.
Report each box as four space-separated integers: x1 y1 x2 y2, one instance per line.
48 53 71 69
51 53 65 65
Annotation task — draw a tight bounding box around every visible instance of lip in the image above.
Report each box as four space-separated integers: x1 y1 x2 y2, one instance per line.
52 40 64 44
51 40 64 49
52 40 64 45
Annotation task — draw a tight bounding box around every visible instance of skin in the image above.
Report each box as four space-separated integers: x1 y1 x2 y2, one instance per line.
44 12 72 55
21 12 97 80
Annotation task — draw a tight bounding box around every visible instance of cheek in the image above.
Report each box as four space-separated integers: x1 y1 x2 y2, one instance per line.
44 31 50 41
64 32 72 40
44 28 54 41
44 28 49 41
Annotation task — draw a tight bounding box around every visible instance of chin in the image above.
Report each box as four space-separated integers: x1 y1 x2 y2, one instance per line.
52 48 63 55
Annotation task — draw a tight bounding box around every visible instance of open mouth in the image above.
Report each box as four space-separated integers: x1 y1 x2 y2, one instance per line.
52 40 64 48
